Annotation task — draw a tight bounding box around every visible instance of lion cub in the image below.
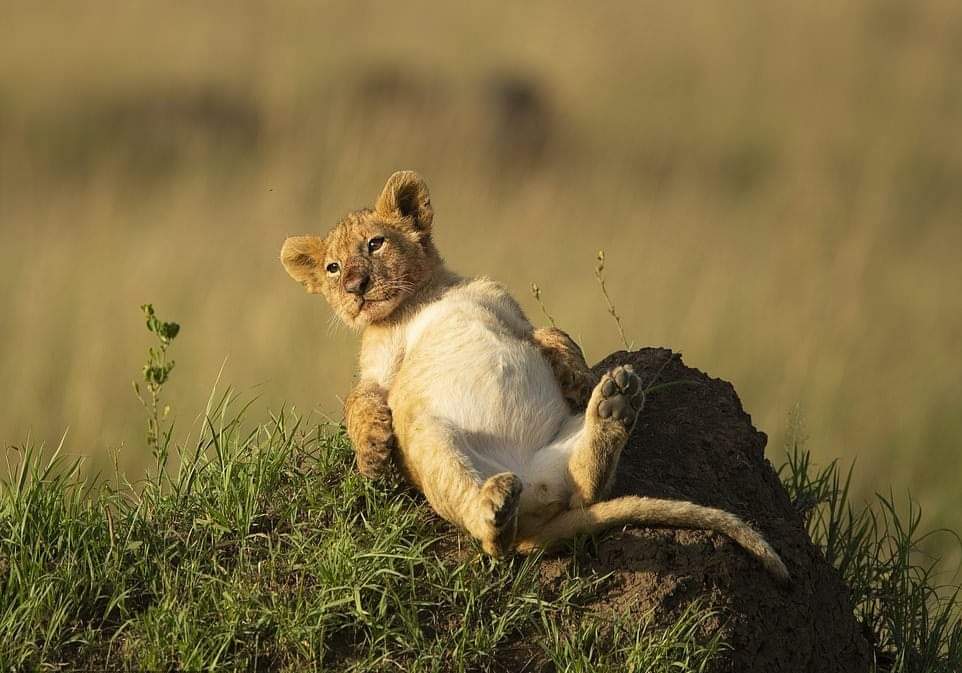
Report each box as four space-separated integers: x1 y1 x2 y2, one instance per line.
281 171 788 581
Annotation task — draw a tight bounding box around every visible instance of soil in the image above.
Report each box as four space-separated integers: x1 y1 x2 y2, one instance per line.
525 348 872 672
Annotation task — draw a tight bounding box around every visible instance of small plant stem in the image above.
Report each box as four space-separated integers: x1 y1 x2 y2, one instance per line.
593 250 631 351
530 283 557 327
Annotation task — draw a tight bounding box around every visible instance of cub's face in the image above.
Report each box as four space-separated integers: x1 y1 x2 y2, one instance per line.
281 171 438 329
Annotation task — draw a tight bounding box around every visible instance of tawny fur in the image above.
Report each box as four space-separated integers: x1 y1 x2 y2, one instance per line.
531 327 597 412
280 170 790 583
343 381 394 479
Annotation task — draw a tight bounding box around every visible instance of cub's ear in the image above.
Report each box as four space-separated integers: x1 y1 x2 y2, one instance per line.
375 170 434 233
280 235 326 293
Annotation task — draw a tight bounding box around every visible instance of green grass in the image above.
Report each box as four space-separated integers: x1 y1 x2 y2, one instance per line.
0 392 727 672
781 441 962 672
1 390 960 671
0 308 958 671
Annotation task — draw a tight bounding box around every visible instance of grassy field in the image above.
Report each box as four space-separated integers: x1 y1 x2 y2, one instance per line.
0 398 725 671
1 1 961 557
2 387 960 671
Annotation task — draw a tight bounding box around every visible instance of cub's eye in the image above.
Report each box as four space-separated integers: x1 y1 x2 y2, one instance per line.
367 236 385 253
325 262 340 275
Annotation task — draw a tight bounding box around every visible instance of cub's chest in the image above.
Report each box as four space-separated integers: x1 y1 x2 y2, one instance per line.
358 329 406 389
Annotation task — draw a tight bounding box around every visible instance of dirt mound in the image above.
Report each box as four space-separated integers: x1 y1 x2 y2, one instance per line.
537 348 871 672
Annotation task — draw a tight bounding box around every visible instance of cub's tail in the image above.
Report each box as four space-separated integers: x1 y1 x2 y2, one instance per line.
514 496 790 583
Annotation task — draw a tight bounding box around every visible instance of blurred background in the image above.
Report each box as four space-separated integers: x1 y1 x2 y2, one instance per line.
1 2 960 553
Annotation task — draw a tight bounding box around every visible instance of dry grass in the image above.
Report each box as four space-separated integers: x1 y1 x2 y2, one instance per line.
1 2 961 554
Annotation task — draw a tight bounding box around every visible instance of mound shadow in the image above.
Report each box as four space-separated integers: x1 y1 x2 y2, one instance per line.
527 348 872 673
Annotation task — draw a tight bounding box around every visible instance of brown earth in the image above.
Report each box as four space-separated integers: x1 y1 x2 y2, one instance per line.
527 348 872 672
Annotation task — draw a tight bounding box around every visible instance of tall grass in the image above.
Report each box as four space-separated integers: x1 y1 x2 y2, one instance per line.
781 439 962 672
1 0 961 557
0 305 958 669
0 394 727 671
1 392 961 670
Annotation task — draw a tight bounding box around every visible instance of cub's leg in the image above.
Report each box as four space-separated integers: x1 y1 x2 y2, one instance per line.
567 365 645 508
478 472 524 556
531 327 596 412
344 381 396 479
397 419 523 557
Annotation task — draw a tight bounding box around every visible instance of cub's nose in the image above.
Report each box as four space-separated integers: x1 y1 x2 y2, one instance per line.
343 270 370 296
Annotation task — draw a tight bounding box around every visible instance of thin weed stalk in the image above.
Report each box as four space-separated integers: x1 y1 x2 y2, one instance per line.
593 250 631 351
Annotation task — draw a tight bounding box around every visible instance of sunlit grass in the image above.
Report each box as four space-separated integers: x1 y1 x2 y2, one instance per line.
0 396 724 671
2 390 961 670
782 438 962 672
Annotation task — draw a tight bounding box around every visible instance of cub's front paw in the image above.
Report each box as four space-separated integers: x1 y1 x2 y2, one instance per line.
561 367 597 411
354 406 396 479
532 327 595 411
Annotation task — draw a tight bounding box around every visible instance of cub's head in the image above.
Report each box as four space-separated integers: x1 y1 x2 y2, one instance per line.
281 170 439 329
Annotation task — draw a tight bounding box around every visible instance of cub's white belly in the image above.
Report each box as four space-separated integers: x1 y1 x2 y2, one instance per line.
398 295 570 474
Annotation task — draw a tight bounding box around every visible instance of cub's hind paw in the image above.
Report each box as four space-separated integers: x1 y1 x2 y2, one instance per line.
569 365 643 508
481 472 522 528
593 365 645 426
479 472 522 556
